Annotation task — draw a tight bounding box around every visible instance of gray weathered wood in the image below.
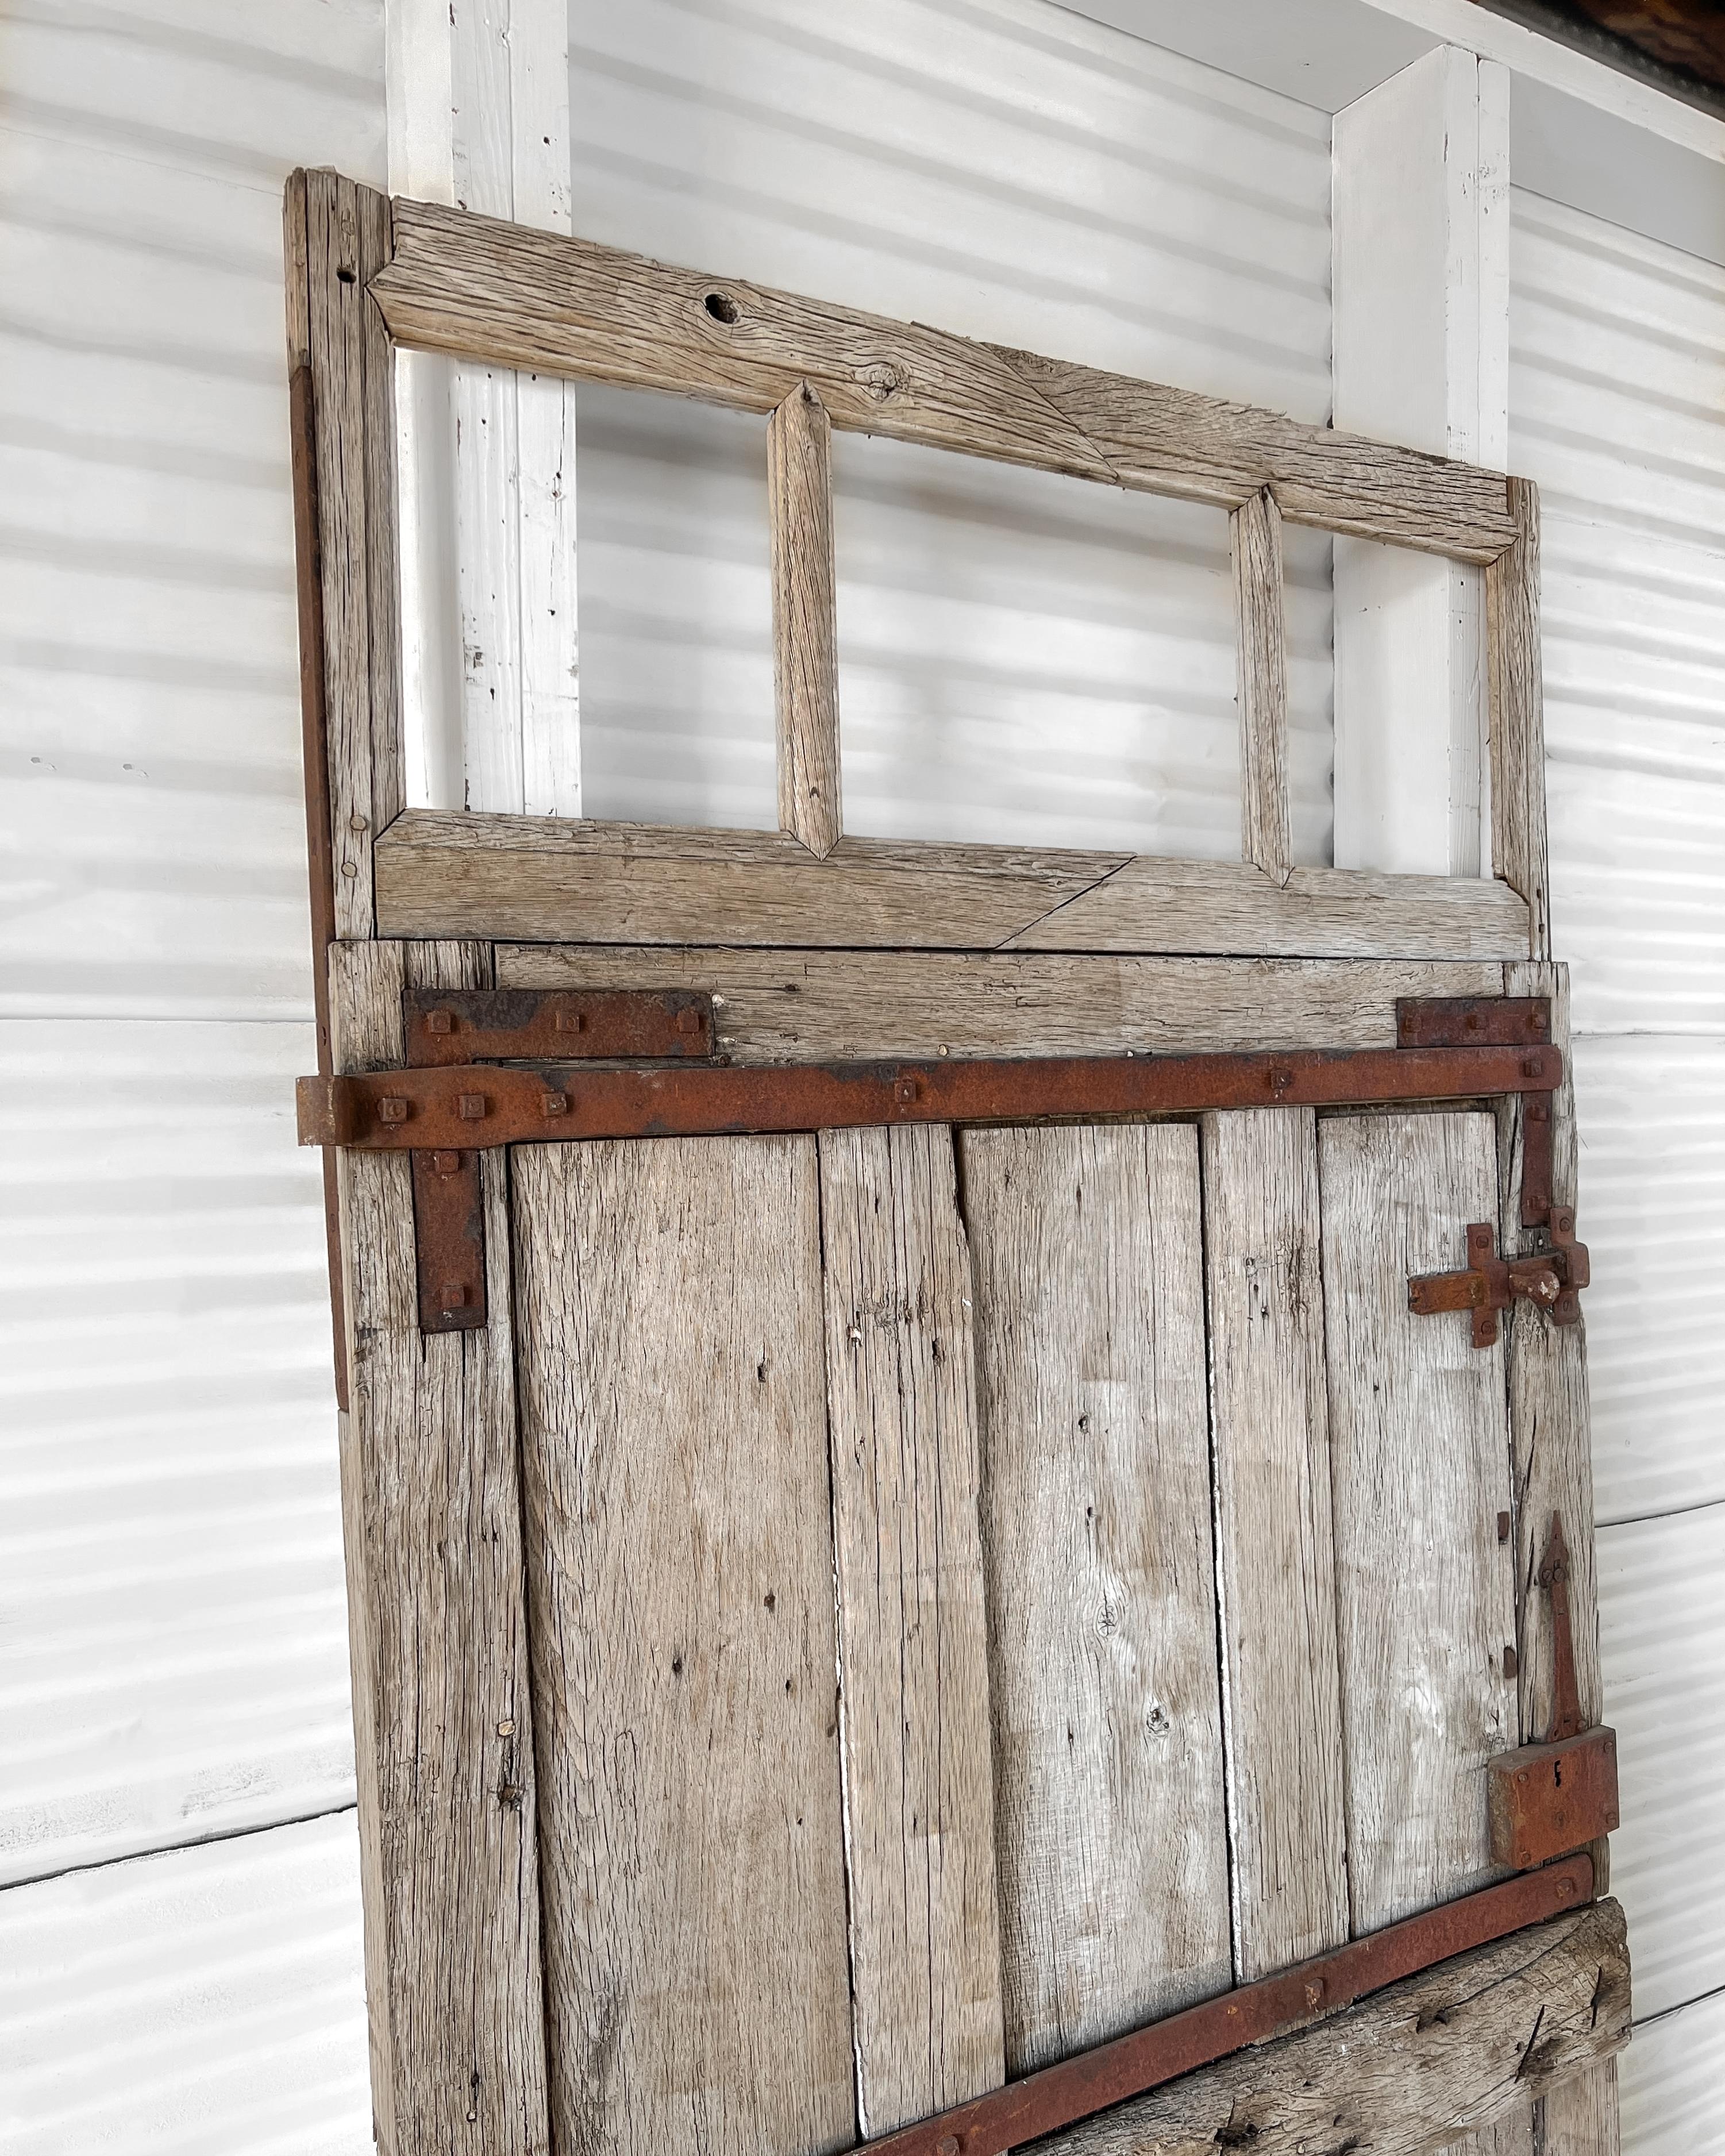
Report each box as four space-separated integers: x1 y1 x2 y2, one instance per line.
1231 490 1291 880
370 196 1518 561
288 171 403 940
1200 1109 1347 1981
495 946 1506 1062
962 1123 1230 2074
1022 1899 1630 2156
1319 1111 1519 1934
819 1126 1005 2136
329 935 550 2155
375 808 1531 960
1541 2058 1621 2156
768 383 843 857
510 1133 855 2156
1487 478 1548 959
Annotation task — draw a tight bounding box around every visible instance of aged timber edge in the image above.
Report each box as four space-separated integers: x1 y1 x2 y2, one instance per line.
1487 478 1550 961
367 191 1519 563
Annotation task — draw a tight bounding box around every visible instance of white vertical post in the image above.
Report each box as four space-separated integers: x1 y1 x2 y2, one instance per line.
387 0 580 817
1331 46 1509 876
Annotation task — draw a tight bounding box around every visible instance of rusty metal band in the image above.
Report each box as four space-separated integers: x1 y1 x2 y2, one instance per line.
299 1041 1564 1152
858 1855 1595 2156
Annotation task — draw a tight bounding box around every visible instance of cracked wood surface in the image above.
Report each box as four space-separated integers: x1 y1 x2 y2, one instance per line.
510 1133 854 2156
1022 1899 1629 2156
369 197 1516 561
768 383 843 856
376 810 1531 958
1231 491 1291 880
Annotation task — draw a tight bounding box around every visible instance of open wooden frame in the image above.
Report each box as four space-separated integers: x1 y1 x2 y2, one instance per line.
284 168 1612 2156
286 169 1551 968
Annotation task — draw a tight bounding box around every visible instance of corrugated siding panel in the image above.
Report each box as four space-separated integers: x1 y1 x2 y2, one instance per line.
0 1021 352 1884
0 0 378 1880
0 1811 370 2155
1619 1986 1725 2155
1597 1502 1725 2024
565 0 1336 861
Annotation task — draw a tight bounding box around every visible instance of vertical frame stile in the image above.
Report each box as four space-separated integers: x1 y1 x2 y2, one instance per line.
1231 488 1292 881
1487 479 1550 960
767 381 844 857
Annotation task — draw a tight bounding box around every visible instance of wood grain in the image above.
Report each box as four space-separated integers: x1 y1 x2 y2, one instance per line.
1540 2057 1620 2156
768 383 843 856
290 171 403 940
495 946 1507 1062
510 1133 855 2156
1231 490 1291 880
1200 1109 1347 1981
961 1124 1230 2074
819 1126 1005 2135
1486 478 1548 958
1020 1899 1630 2156
369 196 1517 560
1318 1111 1519 1934
376 808 1531 960
329 936 550 2155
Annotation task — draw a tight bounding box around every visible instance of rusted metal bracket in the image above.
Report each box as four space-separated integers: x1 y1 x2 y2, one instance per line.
299 1039 1564 1152
853 1856 1593 2156
1397 995 1556 1226
400 988 717 1333
1407 1212 1589 1347
1489 1515 1620 1870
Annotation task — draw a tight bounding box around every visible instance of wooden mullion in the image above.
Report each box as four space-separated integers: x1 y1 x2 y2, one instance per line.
1231 488 1292 881
1487 478 1550 959
768 382 844 857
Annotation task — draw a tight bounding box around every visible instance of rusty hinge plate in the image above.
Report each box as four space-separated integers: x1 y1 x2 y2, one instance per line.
401 988 717 1334
1489 1515 1620 1869
1408 1209 1589 1346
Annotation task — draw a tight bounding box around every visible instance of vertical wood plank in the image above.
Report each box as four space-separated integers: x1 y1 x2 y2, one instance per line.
1231 486 1292 881
768 382 843 857
819 1125 1006 2136
1200 1108 1349 1981
1319 1111 1519 1934
962 1123 1231 2075
1499 962 1619 2156
512 1134 856 2156
1487 477 1549 958
330 936 550 2156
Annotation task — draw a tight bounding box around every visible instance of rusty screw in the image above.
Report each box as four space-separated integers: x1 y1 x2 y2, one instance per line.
555 1008 585 1034
440 1281 468 1310
541 1092 568 1118
426 1008 456 1036
431 1150 461 1177
459 1092 487 1121
378 1096 409 1125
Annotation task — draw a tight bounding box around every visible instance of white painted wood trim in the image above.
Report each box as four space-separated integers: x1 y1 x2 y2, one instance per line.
1331 44 1509 879
387 0 580 817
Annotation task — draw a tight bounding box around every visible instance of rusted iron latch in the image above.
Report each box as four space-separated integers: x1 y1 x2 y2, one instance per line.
1487 1514 1620 1870
1407 1208 1589 1348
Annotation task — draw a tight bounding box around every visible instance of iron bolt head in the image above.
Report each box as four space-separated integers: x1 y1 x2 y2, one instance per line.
895 1077 919 1103
675 1006 703 1034
431 1150 461 1177
555 1008 585 1033
937 2139 960 2156
426 1008 455 1035
542 1092 569 1118
458 1093 487 1121
379 1096 409 1125
440 1281 467 1309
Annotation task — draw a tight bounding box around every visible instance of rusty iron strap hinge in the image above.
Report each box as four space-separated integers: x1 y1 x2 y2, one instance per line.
852 1857 1593 2156
395 989 715 1332
1488 1513 1620 1870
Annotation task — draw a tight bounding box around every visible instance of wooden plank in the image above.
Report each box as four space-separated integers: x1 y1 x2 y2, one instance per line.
1318 1111 1520 1934
1231 490 1292 880
329 936 549 2154
818 1126 1005 2136
768 383 843 857
375 808 1532 960
494 947 1507 1061
1020 1899 1630 2156
961 1123 1230 2075
1487 478 1549 958
1498 960 1619 2156
292 170 403 939
510 1132 855 2156
1200 1108 1347 1981
370 195 1518 561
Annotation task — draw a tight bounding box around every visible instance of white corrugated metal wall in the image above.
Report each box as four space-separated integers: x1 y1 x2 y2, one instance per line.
0 0 378 2145
1509 186 1725 2142
3 0 1720 2146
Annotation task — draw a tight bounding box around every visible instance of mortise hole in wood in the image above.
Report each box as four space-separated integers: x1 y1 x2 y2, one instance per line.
336 265 356 284
703 290 740 324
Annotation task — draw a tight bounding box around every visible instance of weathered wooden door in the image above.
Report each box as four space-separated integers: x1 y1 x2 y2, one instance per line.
287 171 1628 2156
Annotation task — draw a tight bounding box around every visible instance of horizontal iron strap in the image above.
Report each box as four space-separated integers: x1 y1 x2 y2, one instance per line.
297 1043 1562 1151
859 1856 1594 2156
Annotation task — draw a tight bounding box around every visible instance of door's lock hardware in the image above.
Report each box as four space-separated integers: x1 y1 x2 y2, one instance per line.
1488 1513 1619 1870
1407 1217 1587 1348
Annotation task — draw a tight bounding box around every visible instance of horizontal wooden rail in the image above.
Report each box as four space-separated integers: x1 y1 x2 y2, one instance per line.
370 197 1518 563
